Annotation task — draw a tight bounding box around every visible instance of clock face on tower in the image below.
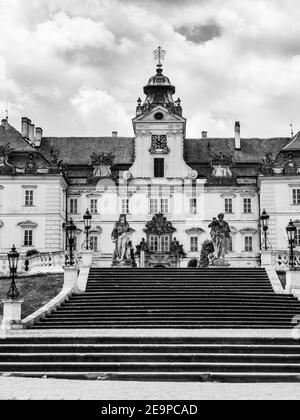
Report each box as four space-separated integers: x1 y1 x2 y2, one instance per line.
149 135 170 154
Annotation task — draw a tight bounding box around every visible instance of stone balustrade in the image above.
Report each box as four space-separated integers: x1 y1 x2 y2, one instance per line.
0 251 82 276
273 251 300 271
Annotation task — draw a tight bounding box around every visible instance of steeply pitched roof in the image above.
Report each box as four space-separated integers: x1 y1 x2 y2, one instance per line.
283 132 300 151
184 138 290 164
40 137 135 165
0 120 35 152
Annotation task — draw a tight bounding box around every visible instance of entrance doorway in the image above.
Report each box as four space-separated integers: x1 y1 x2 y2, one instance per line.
154 265 166 269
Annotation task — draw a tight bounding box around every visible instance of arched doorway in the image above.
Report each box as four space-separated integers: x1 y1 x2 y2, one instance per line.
154 265 166 269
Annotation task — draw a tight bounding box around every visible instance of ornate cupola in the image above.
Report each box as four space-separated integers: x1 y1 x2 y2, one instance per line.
129 47 197 180
136 47 182 117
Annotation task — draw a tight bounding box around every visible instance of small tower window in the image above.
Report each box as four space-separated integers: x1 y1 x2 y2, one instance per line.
154 158 165 178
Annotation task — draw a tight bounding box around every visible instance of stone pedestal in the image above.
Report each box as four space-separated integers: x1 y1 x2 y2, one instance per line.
210 259 231 268
261 251 272 267
63 266 80 290
81 250 93 268
1 299 24 331
286 269 300 293
140 251 145 268
112 259 133 268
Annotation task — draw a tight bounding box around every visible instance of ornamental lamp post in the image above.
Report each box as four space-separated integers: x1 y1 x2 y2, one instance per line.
66 219 77 266
6 245 20 300
83 209 92 250
260 209 270 251
286 220 297 269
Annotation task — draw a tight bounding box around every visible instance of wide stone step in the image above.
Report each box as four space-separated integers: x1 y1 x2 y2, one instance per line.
3 343 300 354
2 361 300 373
3 353 300 363
5 371 300 383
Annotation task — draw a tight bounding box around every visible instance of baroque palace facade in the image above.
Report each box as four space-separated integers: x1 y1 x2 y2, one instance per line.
0 56 299 269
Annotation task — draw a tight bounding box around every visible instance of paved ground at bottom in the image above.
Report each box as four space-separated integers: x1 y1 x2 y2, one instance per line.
0 377 299 400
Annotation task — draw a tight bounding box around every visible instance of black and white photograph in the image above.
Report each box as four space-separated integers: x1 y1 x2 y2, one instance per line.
0 0 300 403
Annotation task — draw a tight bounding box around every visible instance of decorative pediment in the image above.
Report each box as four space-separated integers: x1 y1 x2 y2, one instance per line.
133 105 186 124
18 221 38 229
239 228 258 235
185 228 205 236
144 213 176 236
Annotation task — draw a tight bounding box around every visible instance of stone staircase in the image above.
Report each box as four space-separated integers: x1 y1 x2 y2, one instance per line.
2 336 300 382
1 268 300 382
31 268 300 329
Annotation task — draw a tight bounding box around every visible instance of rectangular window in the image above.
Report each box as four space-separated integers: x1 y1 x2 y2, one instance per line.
161 198 169 214
190 198 197 214
293 189 300 205
161 236 170 252
295 229 300 247
150 198 159 214
190 237 199 252
154 158 165 178
70 198 78 215
150 236 159 252
90 236 98 252
25 190 34 207
243 198 252 214
225 198 233 214
245 236 253 253
121 198 130 214
24 230 33 247
150 198 169 214
90 199 98 214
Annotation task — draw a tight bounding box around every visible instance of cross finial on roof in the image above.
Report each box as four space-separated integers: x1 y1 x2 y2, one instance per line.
5 101 8 121
290 120 294 138
153 46 166 67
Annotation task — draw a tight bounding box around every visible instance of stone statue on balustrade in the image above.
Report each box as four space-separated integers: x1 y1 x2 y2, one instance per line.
111 215 135 267
208 213 231 266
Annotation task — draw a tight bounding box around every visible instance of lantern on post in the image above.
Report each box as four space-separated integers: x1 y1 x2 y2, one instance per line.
6 245 20 300
286 220 297 269
260 209 270 251
65 219 77 266
83 209 92 250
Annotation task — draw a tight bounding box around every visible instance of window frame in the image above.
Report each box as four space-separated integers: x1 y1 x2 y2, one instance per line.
25 190 34 207
190 236 199 253
24 229 33 247
154 158 165 178
190 198 197 215
225 198 233 214
69 198 78 215
90 198 98 215
243 198 252 214
293 189 300 205
244 236 253 253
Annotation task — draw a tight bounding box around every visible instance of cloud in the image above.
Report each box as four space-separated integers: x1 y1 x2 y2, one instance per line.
70 87 131 135
0 0 300 139
176 23 222 44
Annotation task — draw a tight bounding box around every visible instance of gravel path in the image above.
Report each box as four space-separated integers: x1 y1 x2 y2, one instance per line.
0 377 300 400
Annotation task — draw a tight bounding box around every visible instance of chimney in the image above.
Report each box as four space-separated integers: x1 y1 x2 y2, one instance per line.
235 121 241 150
35 127 43 147
28 123 35 144
21 117 30 138
112 131 118 138
201 131 208 139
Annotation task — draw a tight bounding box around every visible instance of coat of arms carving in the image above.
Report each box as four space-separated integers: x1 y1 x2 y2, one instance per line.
144 213 176 236
149 135 170 155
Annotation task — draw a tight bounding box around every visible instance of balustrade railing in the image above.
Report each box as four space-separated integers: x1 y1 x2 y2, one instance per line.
273 251 300 271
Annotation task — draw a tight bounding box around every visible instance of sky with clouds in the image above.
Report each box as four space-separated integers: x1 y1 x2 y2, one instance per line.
1 0 300 138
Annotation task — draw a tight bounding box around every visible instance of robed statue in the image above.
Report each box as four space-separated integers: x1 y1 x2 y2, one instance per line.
209 213 231 262
111 215 133 266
